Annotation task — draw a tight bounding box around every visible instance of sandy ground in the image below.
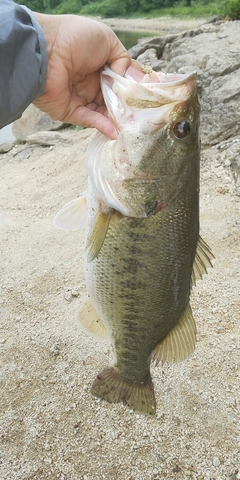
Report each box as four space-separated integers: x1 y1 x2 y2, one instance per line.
101 17 208 34
0 124 239 480
0 17 239 479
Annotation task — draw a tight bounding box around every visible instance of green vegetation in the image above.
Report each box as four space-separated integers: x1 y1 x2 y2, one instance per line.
15 0 240 19
224 0 240 18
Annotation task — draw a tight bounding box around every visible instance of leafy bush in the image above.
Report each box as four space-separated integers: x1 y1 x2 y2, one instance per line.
55 0 82 13
224 0 240 19
15 0 45 12
80 0 127 17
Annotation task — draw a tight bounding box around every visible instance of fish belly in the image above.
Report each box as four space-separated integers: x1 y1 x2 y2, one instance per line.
85 187 198 414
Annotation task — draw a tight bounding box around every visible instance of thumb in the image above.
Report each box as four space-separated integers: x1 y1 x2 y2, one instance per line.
108 42 131 76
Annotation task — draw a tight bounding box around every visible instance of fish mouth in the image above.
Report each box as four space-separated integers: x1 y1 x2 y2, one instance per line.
100 62 198 137
102 61 197 92
101 62 197 126
126 59 197 86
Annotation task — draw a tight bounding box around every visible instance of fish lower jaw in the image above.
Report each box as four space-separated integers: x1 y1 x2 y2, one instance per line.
91 366 156 415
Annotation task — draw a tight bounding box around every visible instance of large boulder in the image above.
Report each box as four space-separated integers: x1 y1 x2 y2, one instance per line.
12 104 67 141
129 19 240 148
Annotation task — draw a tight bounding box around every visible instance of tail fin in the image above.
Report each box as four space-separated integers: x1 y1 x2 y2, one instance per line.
91 366 156 415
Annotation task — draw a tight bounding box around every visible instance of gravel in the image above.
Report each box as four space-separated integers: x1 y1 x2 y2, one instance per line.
0 126 239 479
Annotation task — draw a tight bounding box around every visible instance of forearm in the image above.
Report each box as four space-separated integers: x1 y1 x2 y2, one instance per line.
0 0 48 128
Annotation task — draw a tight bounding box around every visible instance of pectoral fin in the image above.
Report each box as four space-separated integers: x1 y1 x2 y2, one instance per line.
152 304 196 365
86 208 112 263
78 297 108 341
53 195 87 231
191 236 214 287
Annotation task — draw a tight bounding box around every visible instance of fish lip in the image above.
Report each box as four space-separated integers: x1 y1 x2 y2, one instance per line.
102 64 197 88
160 71 197 86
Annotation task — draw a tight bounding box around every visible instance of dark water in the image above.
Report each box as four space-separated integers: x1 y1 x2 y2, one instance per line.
114 30 158 50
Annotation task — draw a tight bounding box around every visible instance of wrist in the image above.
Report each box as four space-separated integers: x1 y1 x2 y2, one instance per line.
33 12 60 59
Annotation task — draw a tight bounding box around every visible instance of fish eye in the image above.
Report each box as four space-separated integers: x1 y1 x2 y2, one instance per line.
173 120 192 139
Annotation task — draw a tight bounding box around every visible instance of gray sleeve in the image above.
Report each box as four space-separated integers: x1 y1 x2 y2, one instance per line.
0 0 48 128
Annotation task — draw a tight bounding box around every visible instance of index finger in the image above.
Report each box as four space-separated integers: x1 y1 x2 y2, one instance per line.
67 104 118 139
106 33 131 76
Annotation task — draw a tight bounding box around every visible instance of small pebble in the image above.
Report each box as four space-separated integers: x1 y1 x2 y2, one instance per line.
0 141 14 153
213 456 221 467
71 289 79 297
64 291 72 302
228 473 238 480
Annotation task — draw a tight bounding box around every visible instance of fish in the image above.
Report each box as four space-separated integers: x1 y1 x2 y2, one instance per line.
54 61 214 415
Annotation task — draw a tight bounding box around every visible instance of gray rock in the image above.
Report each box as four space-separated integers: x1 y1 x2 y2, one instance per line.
129 20 240 148
26 131 69 146
218 137 240 194
0 141 14 153
129 34 178 60
13 104 68 141
12 145 35 162
137 48 161 70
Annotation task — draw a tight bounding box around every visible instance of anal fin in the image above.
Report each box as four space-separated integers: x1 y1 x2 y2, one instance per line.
152 304 196 365
78 297 108 341
91 366 156 415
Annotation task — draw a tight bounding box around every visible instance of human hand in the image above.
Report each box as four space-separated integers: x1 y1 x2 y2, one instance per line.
33 14 131 138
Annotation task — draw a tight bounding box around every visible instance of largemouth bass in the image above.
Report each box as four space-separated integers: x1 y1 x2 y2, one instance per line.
54 62 213 415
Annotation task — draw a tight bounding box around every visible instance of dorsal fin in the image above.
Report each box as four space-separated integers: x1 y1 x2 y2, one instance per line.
191 236 214 287
53 195 87 231
152 304 196 365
